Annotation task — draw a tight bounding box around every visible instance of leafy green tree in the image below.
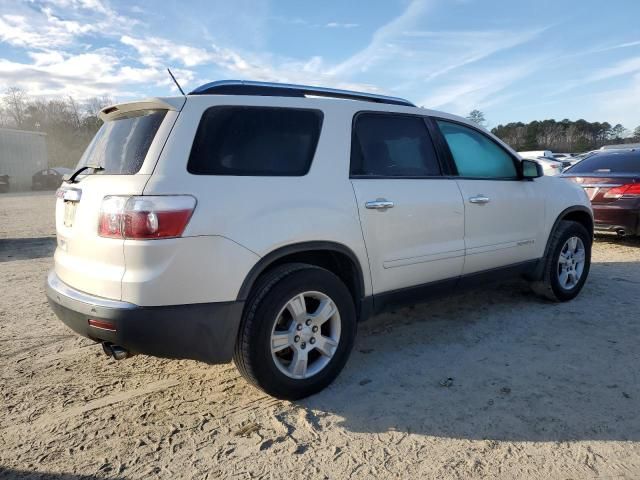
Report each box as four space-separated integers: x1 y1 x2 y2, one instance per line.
466 109 486 127
2 87 28 128
1 90 110 167
609 123 627 140
491 118 626 153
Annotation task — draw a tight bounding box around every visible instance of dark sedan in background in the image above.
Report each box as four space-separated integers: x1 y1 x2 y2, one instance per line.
0 174 9 193
562 149 640 237
31 167 72 191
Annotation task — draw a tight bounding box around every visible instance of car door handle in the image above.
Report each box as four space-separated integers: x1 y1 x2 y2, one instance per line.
469 195 490 204
365 199 394 210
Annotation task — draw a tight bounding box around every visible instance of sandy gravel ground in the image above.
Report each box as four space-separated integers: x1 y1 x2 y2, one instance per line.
1 192 639 479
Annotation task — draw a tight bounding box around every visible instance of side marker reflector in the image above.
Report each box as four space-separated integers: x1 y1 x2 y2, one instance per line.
88 319 116 332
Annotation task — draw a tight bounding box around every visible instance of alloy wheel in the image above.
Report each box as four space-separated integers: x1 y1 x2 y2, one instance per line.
270 291 341 379
557 236 586 290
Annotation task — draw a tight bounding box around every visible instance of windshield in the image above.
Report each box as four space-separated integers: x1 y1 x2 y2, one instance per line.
565 151 640 174
76 109 167 174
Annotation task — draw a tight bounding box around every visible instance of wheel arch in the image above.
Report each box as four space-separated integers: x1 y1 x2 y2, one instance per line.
236 241 371 321
532 205 593 280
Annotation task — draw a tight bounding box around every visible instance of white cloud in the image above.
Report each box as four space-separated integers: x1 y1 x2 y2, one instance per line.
0 0 138 51
402 28 549 83
417 59 545 113
588 72 640 127
0 13 89 48
590 40 640 54
1 0 631 129
0 0 551 109
118 34 378 93
325 0 546 107
325 22 359 29
329 0 434 76
547 55 640 98
43 0 110 14
120 35 217 68
588 56 640 82
0 49 175 99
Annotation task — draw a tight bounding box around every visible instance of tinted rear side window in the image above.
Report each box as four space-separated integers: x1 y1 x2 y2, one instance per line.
351 113 441 177
188 106 323 176
77 109 167 174
566 152 640 174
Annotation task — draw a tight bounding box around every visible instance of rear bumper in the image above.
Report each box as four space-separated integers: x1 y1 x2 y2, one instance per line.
45 270 244 364
593 204 640 236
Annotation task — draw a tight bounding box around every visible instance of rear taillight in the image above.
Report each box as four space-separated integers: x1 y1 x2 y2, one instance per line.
98 196 128 238
98 195 196 239
603 183 640 199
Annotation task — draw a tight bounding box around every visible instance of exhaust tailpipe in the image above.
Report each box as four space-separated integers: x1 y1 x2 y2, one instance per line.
102 342 130 360
616 228 626 237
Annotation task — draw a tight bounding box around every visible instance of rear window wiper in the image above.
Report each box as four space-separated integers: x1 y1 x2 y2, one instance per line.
65 164 105 183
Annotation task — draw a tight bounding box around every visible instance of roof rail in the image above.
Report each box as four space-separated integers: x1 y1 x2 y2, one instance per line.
188 80 415 107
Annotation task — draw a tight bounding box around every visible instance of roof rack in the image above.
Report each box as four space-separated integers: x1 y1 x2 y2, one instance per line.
188 80 415 107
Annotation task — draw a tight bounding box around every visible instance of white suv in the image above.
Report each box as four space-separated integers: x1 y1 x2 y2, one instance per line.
47 80 593 399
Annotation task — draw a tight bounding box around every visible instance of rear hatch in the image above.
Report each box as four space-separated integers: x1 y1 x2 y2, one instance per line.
55 97 184 300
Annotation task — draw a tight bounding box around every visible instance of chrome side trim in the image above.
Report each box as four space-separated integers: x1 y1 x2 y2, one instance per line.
383 249 465 269
466 239 536 256
47 270 137 310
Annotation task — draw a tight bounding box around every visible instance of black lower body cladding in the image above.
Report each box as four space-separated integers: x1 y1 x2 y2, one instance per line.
46 271 244 364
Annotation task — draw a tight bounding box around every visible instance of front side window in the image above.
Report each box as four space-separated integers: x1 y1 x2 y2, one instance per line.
436 120 517 179
188 106 323 176
351 113 441 177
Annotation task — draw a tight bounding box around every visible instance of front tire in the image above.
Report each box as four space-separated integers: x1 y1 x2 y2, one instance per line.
531 220 591 301
233 263 356 400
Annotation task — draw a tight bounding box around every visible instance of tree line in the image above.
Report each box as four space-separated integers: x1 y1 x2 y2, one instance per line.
1 87 111 168
467 109 640 153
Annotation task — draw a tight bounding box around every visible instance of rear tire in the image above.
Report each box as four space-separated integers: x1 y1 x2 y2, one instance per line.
531 220 591 301
233 263 356 400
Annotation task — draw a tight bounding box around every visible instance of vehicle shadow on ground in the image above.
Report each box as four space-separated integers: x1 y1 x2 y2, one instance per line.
0 237 56 262
594 233 640 247
0 468 125 480
303 260 640 442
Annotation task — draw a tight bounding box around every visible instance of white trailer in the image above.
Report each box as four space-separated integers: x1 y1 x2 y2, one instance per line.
0 127 48 191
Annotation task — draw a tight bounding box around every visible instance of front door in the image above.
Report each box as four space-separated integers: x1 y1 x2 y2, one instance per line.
350 112 466 295
434 119 545 275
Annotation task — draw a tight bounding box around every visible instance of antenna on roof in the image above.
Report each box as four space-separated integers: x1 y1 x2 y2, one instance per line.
167 68 186 97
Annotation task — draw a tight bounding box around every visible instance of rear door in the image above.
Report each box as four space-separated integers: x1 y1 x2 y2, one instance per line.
55 104 180 299
350 112 465 295
433 119 545 275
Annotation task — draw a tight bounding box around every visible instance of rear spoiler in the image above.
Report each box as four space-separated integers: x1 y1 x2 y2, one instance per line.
99 97 186 121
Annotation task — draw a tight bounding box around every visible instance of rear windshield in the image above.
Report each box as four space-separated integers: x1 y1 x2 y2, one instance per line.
76 109 167 174
187 106 323 176
566 152 640 174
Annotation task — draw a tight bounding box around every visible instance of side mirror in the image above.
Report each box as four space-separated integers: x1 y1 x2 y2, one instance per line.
522 159 543 179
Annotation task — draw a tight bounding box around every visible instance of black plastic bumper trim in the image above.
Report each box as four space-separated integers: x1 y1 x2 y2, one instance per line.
46 271 244 364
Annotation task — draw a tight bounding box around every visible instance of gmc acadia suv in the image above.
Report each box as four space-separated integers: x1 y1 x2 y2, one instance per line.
46 80 593 399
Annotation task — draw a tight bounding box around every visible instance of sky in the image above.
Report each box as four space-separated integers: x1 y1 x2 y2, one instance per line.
0 0 639 129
